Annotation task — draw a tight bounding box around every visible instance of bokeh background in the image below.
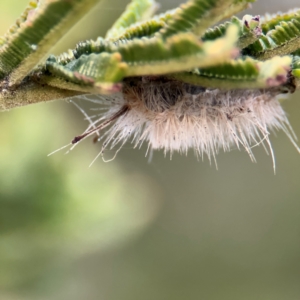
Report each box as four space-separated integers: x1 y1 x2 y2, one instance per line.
1 0 300 299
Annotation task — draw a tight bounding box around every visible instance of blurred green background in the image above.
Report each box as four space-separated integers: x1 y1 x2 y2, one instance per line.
1 0 300 299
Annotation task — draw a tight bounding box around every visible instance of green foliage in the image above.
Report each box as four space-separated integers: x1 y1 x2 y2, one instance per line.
43 25 239 87
169 56 291 89
159 0 253 38
114 26 238 76
202 15 261 49
46 52 127 84
244 10 300 59
0 0 100 86
106 0 158 39
1 0 300 109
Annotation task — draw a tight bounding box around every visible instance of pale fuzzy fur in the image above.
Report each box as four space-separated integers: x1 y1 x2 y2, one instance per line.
65 82 299 168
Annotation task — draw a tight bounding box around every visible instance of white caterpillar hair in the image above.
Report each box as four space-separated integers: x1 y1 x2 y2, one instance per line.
54 76 300 170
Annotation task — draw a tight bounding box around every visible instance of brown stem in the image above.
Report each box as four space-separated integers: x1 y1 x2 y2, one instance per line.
0 80 84 111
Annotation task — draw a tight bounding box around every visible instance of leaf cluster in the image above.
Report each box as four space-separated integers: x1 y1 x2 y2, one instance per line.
1 0 300 110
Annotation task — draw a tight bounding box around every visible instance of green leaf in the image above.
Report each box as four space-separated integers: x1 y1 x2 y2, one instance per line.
78 7 177 42
261 9 300 34
45 52 127 87
121 25 239 76
159 0 256 38
0 0 100 86
54 37 110 66
168 56 292 89
202 15 261 49
244 10 300 59
105 0 158 39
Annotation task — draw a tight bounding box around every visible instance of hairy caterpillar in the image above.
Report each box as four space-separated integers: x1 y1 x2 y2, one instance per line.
52 76 299 170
